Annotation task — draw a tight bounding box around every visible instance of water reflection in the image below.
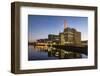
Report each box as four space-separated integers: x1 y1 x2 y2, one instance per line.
28 45 58 60
28 45 87 61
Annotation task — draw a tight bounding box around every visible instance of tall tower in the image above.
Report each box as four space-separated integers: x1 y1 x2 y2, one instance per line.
64 20 68 29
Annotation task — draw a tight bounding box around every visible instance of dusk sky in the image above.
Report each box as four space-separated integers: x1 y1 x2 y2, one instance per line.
28 15 88 42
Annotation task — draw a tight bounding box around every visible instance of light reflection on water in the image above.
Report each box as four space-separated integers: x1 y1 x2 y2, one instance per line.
28 45 58 60
28 45 87 61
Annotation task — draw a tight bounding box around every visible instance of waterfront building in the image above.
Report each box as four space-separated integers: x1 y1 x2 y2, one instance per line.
48 34 59 41
59 20 81 46
37 39 48 43
36 20 86 46
81 40 88 46
34 20 87 59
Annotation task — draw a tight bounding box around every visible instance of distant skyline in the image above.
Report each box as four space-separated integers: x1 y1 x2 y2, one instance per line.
28 15 88 42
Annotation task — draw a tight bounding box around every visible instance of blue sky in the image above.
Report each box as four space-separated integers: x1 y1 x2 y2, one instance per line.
28 15 88 42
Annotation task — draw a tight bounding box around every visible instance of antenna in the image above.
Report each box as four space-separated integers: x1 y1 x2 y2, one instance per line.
64 20 68 29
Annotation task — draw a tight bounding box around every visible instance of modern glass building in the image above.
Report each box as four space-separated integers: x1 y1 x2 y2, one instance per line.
59 27 81 45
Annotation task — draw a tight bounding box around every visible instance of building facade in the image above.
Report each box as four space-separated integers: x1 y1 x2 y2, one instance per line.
48 34 59 41
59 20 81 46
36 20 82 46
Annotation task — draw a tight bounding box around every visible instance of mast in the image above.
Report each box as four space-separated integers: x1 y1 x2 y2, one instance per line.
64 20 68 29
